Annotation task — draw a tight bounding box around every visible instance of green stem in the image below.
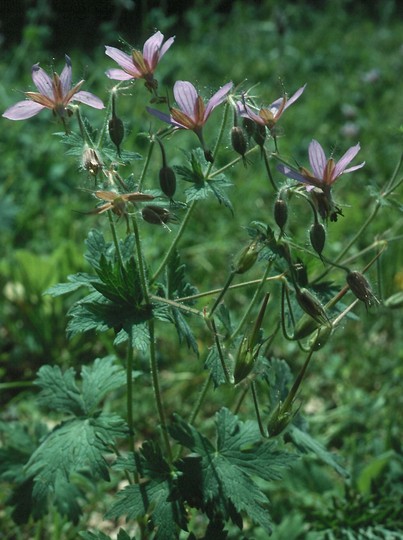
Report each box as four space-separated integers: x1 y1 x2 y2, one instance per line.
251 382 265 437
75 107 94 146
211 317 232 384
126 334 136 458
151 199 198 284
131 214 149 302
230 262 273 342
207 100 231 175
107 210 124 267
263 148 278 191
148 318 173 463
138 136 156 192
208 271 236 317
189 373 212 425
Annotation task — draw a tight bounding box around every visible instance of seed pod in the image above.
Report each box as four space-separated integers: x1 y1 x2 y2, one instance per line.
108 114 124 155
242 117 256 139
252 124 267 148
308 324 333 351
141 205 172 225
233 337 255 384
309 222 326 256
346 271 379 308
231 126 247 158
295 287 329 325
159 166 176 198
274 198 288 231
233 240 259 274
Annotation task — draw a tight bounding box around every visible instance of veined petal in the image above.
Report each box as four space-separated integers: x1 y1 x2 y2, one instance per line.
237 100 265 125
309 140 327 179
105 46 139 76
283 84 306 111
204 81 233 120
143 31 164 67
147 106 180 127
3 100 45 120
60 55 72 96
105 68 135 80
73 91 105 109
341 162 365 175
31 64 53 98
333 143 362 177
174 81 198 119
277 164 312 184
64 80 85 104
159 36 175 59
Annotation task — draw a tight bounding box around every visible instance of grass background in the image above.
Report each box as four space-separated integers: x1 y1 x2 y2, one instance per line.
0 0 402 538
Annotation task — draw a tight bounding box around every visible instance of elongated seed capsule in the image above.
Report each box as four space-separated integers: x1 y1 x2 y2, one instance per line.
274 198 288 231
159 165 176 198
231 126 247 158
309 221 326 256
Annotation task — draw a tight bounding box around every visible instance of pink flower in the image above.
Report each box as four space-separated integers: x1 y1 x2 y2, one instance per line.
105 31 174 92
147 80 233 161
278 139 365 221
238 84 306 130
2 55 104 122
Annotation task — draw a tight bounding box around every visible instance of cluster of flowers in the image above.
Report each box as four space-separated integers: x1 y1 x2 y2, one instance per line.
3 30 364 221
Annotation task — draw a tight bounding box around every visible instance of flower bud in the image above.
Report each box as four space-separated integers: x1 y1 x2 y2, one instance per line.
346 271 379 308
233 337 255 384
108 114 124 155
252 124 267 148
159 166 176 199
231 126 247 158
232 240 259 274
309 222 326 257
141 205 172 225
295 287 329 325
81 146 103 177
308 324 332 351
274 198 288 231
267 402 293 438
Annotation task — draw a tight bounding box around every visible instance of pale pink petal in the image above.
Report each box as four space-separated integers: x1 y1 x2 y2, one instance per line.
146 106 183 128
31 64 53 98
159 36 175 59
283 84 306 111
341 162 365 175
237 101 265 125
105 46 140 77
3 100 45 120
268 96 283 112
333 143 362 177
60 55 72 96
174 81 198 120
309 140 327 179
277 164 311 184
204 81 233 120
105 68 135 80
143 31 164 67
72 91 105 109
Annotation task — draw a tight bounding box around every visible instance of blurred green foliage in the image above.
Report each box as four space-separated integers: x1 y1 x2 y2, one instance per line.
0 0 402 538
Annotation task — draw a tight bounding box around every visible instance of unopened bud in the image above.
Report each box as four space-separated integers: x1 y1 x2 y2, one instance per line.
82 146 103 176
233 240 259 274
231 126 247 158
233 337 255 384
159 166 176 199
267 402 293 437
346 271 379 308
296 287 329 325
142 205 172 226
274 198 288 231
309 222 326 256
252 124 267 148
108 114 124 155
308 324 332 351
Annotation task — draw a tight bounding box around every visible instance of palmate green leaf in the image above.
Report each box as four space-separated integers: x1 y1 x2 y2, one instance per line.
170 408 297 534
205 345 230 388
166 250 199 354
35 365 85 416
85 228 109 270
81 356 126 413
25 413 128 506
44 272 95 297
107 442 187 540
80 529 135 540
